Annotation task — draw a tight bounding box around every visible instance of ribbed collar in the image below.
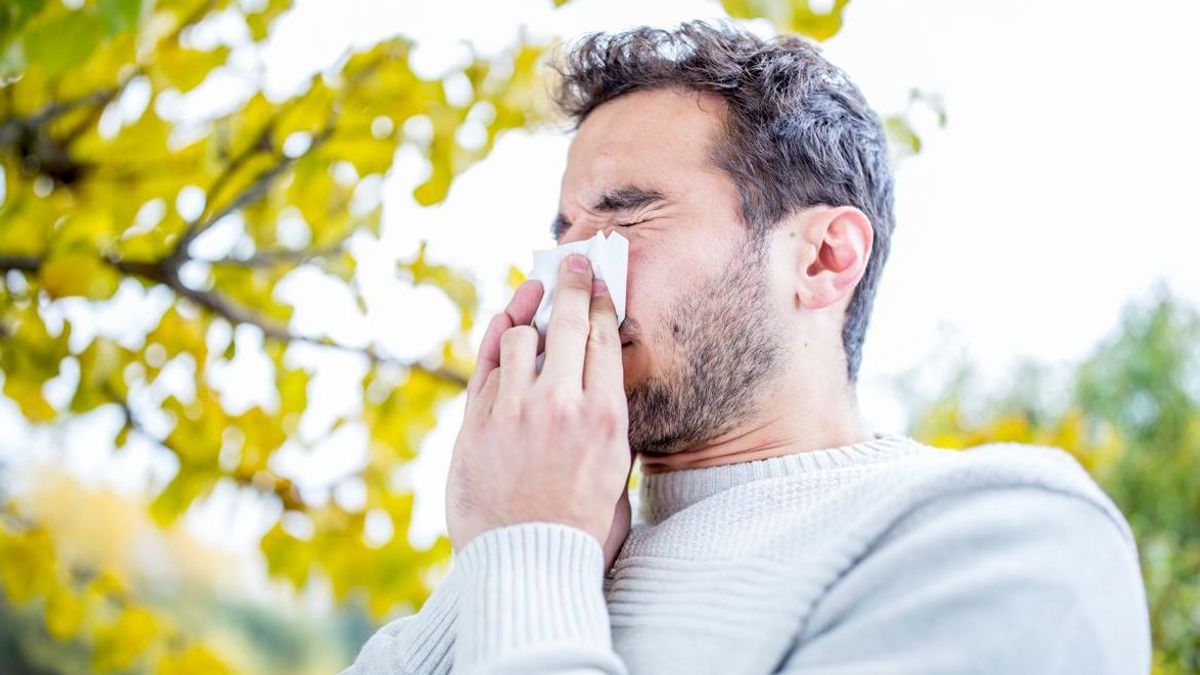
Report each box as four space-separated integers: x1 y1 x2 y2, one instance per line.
638 432 922 524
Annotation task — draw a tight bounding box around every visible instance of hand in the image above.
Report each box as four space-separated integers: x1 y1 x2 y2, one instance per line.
446 253 633 571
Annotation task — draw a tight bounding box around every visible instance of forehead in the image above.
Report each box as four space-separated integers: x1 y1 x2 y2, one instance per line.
561 88 725 204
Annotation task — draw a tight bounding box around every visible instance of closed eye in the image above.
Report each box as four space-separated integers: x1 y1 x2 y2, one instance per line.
615 219 647 228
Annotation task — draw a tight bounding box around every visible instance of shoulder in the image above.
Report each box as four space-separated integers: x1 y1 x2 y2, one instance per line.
786 441 1152 673
849 438 1137 550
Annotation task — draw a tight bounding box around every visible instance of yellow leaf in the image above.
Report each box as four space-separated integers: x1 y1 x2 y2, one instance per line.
245 0 292 41
2 376 57 422
0 527 57 604
151 43 229 93
277 366 310 416
398 241 477 330
92 605 160 672
320 133 396 177
40 250 120 300
261 521 312 588
156 644 233 675
71 337 131 413
506 264 527 290
45 581 86 641
277 79 334 137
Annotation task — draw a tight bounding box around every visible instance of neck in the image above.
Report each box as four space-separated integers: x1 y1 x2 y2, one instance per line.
637 374 873 474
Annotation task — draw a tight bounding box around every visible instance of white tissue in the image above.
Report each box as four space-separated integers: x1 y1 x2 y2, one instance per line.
529 231 628 370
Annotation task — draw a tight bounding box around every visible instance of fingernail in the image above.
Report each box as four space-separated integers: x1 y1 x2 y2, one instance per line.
592 278 607 297
566 254 590 273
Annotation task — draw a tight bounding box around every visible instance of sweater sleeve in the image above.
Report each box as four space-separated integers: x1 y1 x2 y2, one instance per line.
453 522 628 675
340 564 459 675
778 486 1152 675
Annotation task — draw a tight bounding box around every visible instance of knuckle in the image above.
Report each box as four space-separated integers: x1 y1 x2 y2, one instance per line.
554 313 590 337
544 394 580 422
510 324 539 341
493 393 524 420
586 401 626 436
500 325 534 351
485 312 508 333
481 366 501 391
588 322 620 348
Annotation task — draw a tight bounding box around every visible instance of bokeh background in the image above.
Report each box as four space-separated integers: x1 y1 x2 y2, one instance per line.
1 0 1197 672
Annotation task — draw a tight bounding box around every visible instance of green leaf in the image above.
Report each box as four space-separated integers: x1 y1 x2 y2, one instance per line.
98 0 143 36
884 115 921 156
23 8 105 78
0 0 48 45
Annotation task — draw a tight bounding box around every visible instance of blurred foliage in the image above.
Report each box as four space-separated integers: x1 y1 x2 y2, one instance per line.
721 0 850 41
908 285 1200 675
0 0 946 671
1 486 233 673
0 0 545 669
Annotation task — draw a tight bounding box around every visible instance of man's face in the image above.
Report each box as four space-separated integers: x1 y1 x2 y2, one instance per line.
555 88 787 456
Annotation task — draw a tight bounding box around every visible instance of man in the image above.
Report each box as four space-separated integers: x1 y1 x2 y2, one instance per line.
346 21 1150 674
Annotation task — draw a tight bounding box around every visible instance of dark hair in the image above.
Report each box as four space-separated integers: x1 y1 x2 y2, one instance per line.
550 20 894 383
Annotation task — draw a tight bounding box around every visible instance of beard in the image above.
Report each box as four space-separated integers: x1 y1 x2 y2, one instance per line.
625 234 786 457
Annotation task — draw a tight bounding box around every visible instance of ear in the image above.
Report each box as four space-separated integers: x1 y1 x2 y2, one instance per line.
795 206 873 311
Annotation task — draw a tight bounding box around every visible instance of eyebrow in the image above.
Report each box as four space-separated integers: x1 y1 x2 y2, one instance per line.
551 184 668 240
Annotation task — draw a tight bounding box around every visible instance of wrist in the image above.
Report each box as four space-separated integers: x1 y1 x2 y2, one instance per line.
454 522 612 669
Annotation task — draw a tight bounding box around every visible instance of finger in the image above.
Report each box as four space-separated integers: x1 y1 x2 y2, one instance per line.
475 367 502 420
466 280 544 404
541 253 594 385
583 278 624 400
498 324 539 399
466 313 509 406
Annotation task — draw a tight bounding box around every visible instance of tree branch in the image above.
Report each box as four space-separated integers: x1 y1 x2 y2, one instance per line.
169 126 333 270
0 253 470 388
0 256 40 273
0 88 121 147
209 240 347 268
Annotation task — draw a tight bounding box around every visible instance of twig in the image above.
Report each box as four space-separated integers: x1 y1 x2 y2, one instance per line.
0 88 120 146
209 241 347 268
169 127 333 269
0 253 470 388
0 256 40 273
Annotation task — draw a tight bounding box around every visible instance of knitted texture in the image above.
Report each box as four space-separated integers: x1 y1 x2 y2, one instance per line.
343 433 1151 674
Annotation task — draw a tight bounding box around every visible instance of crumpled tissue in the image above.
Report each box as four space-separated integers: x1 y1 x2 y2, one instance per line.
528 231 628 371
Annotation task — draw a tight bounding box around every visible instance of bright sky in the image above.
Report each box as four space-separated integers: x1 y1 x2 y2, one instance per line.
2 0 1198 605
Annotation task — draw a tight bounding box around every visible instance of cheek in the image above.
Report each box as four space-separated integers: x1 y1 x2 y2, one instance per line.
624 251 657 315
623 251 680 336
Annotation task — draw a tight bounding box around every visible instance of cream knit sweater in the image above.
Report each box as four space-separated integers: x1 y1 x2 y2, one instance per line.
343 432 1151 674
